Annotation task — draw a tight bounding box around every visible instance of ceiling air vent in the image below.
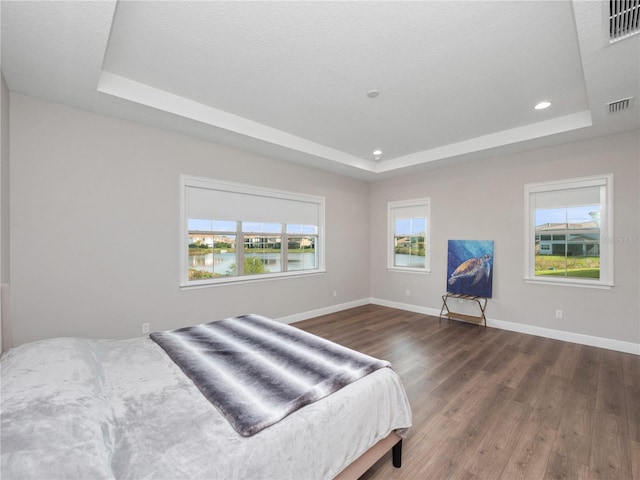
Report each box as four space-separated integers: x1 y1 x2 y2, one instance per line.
606 97 634 113
609 0 640 42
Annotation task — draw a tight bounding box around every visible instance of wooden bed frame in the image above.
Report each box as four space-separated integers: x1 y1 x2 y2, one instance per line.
334 432 403 480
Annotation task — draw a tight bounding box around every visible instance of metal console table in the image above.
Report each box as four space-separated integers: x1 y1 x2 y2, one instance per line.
439 293 487 331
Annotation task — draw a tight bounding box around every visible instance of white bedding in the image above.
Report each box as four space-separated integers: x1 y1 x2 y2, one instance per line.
1 335 412 479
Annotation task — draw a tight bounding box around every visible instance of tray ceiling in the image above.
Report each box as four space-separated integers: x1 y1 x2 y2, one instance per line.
2 1 638 180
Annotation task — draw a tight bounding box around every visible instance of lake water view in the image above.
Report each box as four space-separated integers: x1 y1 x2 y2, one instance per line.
189 251 317 275
394 253 426 268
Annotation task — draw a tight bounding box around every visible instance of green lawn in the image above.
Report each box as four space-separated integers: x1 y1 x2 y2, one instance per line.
536 268 600 278
535 255 600 278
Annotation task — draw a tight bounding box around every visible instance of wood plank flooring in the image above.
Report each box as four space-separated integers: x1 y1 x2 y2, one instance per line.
293 304 640 480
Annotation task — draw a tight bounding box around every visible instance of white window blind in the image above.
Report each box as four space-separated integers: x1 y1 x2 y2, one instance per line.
185 177 323 226
533 185 601 210
389 204 426 223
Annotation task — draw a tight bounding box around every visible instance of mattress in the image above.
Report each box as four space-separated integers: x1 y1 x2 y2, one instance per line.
1 333 412 479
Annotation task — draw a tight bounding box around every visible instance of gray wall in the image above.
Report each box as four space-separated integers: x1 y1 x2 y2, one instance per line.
1 73 10 351
7 92 640 351
9 94 370 345
370 129 640 346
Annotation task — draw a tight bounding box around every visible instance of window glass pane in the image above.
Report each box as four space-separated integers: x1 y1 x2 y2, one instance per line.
534 204 600 279
188 232 214 280
188 219 237 232
535 207 566 227
410 218 426 235
188 231 237 279
243 235 282 274
287 236 317 271
188 218 213 231
393 217 426 268
213 220 237 232
213 235 237 277
394 217 426 236
188 218 239 280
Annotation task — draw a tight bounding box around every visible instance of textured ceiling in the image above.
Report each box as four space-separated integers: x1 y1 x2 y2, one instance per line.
2 1 638 180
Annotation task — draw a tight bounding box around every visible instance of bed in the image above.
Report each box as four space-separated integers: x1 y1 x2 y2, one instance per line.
1 314 412 479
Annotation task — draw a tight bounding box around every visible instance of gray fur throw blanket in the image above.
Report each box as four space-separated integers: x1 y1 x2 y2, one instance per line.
150 314 390 436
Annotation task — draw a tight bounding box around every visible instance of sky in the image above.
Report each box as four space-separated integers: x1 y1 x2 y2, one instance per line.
395 218 426 236
535 205 600 226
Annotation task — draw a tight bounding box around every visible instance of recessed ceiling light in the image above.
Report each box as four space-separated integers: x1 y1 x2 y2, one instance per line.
535 101 551 110
373 149 383 156
367 90 380 98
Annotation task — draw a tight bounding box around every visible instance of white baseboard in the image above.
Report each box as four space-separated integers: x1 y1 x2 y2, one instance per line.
486 317 640 355
369 298 640 355
277 298 371 325
278 298 639 355
370 297 442 317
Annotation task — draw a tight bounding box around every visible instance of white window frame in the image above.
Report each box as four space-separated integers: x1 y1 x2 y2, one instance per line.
180 175 325 288
387 198 431 274
524 174 613 289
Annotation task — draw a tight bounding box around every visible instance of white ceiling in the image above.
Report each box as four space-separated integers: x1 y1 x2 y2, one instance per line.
1 1 638 180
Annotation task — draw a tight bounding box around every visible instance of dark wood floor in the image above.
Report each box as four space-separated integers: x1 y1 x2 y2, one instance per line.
293 304 640 480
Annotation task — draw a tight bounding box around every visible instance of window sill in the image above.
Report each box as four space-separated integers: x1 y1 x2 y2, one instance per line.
387 267 431 275
524 277 613 290
181 269 326 289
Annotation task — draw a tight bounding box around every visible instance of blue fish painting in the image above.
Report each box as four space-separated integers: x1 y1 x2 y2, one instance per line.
447 240 494 298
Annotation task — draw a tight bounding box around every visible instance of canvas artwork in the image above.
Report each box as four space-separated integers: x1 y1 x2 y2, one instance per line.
447 240 494 298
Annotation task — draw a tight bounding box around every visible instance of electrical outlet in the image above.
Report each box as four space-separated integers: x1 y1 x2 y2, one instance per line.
555 310 563 319
333 290 337 297
142 322 150 334
405 289 411 296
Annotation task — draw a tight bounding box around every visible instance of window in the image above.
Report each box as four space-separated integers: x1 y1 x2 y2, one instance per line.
524 174 613 288
181 175 324 286
388 198 430 273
